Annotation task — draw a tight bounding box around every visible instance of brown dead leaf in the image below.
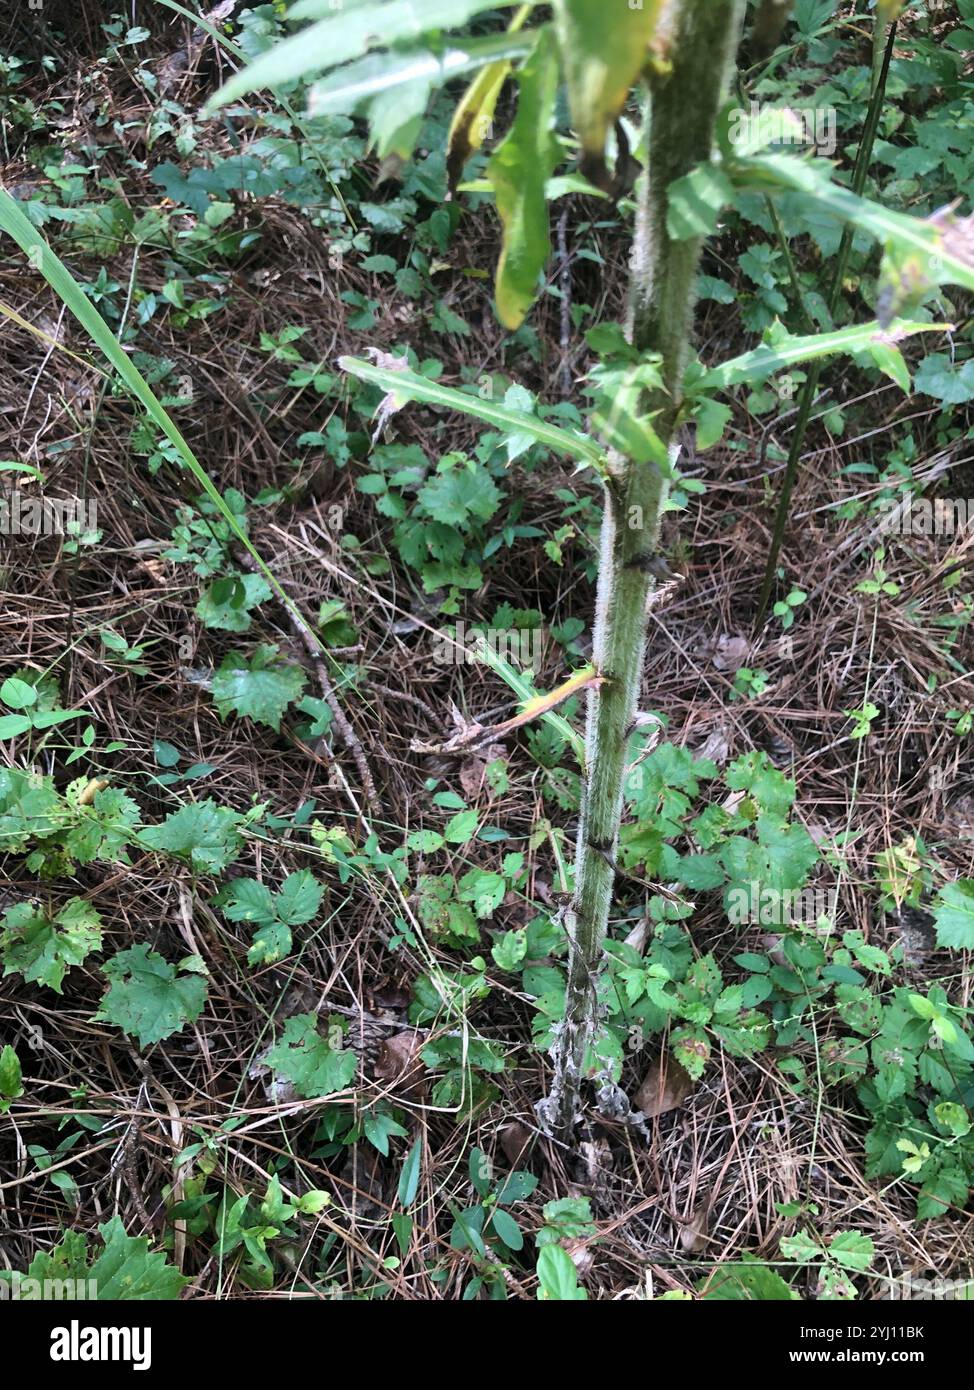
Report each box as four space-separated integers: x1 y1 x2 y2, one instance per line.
459 742 506 801
762 934 788 967
712 634 749 671
679 1193 712 1253
499 1121 533 1170
374 1029 426 1097
633 1055 694 1118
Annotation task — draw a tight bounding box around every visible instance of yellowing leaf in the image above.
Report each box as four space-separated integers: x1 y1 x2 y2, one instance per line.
446 3 532 192
554 0 664 189
486 27 561 329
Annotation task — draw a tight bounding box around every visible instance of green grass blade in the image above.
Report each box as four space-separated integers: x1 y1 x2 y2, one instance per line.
0 186 316 648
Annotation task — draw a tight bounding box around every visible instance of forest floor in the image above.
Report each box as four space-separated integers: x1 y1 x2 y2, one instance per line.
1 1 973 1301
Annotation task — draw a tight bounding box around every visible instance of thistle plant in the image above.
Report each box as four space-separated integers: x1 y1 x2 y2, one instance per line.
7 0 971 1147
203 0 974 1141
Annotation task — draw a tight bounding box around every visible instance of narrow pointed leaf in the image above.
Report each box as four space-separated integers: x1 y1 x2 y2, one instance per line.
339 355 603 467
447 4 533 191
730 151 974 318
696 318 946 392
309 31 536 118
486 27 561 329
206 0 533 111
0 187 319 659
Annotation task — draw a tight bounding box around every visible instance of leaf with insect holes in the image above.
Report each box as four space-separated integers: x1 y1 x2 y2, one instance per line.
828 1230 874 1272
140 799 246 874
265 1013 357 1099
0 768 67 852
1 897 103 994
195 572 272 633
211 643 307 731
62 786 142 865
671 1026 710 1081
932 880 974 951
95 944 207 1047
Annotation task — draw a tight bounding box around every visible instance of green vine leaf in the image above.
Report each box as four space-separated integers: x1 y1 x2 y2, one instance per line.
95 944 207 1047
265 1012 358 1098
211 644 307 731
1 897 103 994
932 879 974 951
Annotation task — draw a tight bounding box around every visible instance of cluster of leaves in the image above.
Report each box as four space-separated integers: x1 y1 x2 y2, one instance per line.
0 768 141 877
450 1147 595 1300
0 1217 187 1300
351 381 577 612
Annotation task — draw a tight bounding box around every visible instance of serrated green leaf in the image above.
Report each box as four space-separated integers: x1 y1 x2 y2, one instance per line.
339 356 602 468
486 27 561 330
211 644 307 731
932 880 974 950
195 572 271 633
140 800 246 874
95 944 207 1047
220 877 276 925
275 870 325 925
87 1217 188 1299
419 465 502 527
265 1012 357 1098
699 1256 798 1301
697 318 944 393
1 897 103 994
828 1230 874 1272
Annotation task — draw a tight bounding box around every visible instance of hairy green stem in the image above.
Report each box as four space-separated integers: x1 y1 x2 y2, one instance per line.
541 0 746 1142
753 16 897 629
